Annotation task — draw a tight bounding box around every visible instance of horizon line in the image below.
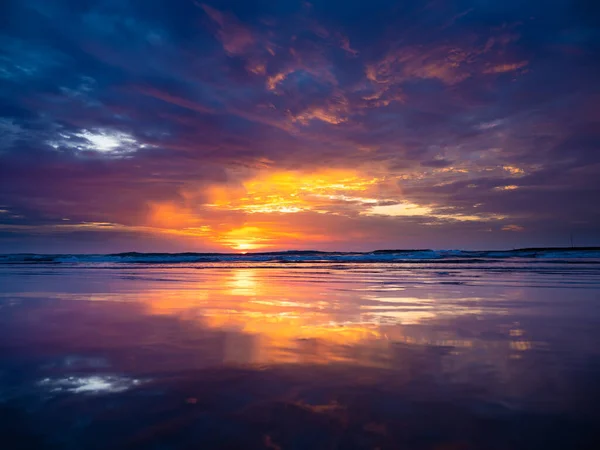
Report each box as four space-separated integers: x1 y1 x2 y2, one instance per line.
2 246 600 256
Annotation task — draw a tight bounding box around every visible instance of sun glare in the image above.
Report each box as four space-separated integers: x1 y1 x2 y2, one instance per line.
233 241 261 251
220 226 269 251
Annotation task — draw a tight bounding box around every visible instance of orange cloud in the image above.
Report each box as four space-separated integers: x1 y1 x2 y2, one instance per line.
147 202 200 229
494 185 519 191
205 169 386 215
502 224 525 232
144 169 384 250
366 45 474 86
503 165 525 175
483 61 528 74
102 165 512 251
201 3 255 55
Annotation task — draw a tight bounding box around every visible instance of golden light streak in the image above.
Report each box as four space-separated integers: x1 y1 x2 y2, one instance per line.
207 169 384 215
364 202 507 222
366 202 432 217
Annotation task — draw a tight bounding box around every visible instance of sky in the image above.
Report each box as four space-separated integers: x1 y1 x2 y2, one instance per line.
0 0 599 253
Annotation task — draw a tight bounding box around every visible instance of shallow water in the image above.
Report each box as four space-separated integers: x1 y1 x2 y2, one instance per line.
1 261 600 449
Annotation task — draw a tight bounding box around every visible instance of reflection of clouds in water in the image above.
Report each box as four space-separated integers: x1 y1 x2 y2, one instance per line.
135 270 521 367
22 363 600 450
81 267 591 377
0 263 598 449
38 375 142 394
2 264 599 419
360 296 437 324
222 331 262 364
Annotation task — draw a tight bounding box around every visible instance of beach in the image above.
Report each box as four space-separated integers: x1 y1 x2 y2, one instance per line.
1 252 600 449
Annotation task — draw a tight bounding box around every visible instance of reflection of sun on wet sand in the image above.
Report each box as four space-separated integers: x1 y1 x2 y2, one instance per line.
141 268 491 367
144 268 387 365
111 265 547 390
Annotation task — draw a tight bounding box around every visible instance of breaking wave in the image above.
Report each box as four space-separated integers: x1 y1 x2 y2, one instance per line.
1 248 600 264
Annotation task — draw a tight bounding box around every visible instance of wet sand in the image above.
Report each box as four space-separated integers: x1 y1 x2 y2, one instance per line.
1 260 599 449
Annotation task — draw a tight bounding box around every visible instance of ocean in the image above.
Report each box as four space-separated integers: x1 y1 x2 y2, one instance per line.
1 249 599 449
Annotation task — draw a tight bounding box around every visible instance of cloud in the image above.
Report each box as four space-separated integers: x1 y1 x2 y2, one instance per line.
0 0 599 251
502 224 525 232
135 85 214 115
339 36 358 56
483 61 529 74
201 4 255 55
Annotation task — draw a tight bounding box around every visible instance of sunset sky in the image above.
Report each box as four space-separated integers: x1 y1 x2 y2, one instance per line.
1 0 599 252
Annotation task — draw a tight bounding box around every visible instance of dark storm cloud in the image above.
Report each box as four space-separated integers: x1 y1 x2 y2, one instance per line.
0 0 599 250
